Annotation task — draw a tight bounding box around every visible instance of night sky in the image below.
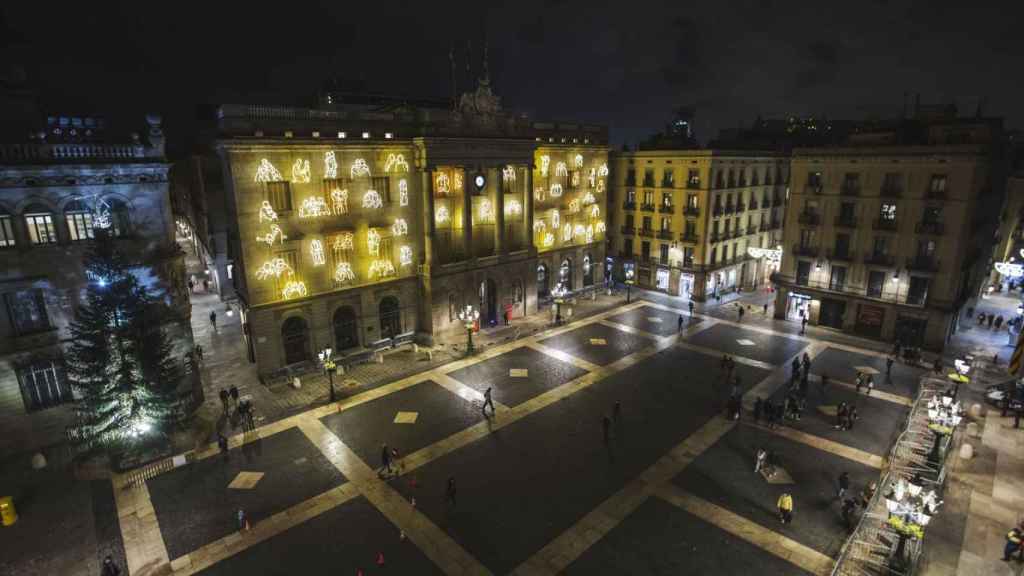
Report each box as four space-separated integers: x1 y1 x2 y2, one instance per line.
3 1 1022 155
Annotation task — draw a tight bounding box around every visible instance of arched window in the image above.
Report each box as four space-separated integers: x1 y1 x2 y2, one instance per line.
583 254 594 286
537 263 549 298
24 204 57 245
281 316 309 365
560 258 573 290
65 199 95 242
107 199 131 237
333 306 358 350
379 296 401 338
448 293 457 322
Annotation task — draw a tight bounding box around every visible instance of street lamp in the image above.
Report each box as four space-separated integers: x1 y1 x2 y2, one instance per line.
884 476 942 572
551 283 569 325
624 267 635 304
318 347 337 402
458 305 479 355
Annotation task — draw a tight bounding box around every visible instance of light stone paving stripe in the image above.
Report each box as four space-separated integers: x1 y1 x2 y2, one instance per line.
113 475 171 576
742 341 829 410
523 341 605 374
597 319 670 343
297 416 492 576
748 421 885 469
673 338 777 372
643 300 813 345
828 378 914 407
169 482 361 574
653 483 835 576
433 372 512 414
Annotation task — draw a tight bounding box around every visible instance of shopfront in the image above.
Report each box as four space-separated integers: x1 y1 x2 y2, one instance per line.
787 291 813 321
855 303 886 338
656 267 670 291
678 272 694 299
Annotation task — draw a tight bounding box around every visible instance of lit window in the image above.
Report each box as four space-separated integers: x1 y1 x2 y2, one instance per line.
18 359 71 412
338 131 347 139
0 212 15 247
65 200 94 242
385 132 394 139
312 131 320 138
24 205 57 245
362 132 370 139
284 131 293 138
5 289 51 334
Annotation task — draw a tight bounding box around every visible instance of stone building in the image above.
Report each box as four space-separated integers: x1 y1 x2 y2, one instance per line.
211 78 608 377
609 149 788 300
773 112 1006 350
0 114 194 455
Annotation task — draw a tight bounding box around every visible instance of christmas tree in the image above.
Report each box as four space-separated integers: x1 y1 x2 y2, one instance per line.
66 229 182 452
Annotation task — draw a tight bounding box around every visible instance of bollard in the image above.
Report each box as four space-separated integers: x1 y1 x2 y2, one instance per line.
965 421 980 437
959 443 974 460
292 377 301 390
413 343 419 354
30 453 47 470
377 352 384 364
426 350 433 361
969 403 983 419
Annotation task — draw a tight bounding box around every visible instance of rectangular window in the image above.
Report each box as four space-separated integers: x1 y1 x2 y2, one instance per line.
626 168 636 184
643 190 654 205
380 237 394 264
25 213 56 245
626 189 636 203
835 233 850 255
660 243 669 262
923 206 942 223
274 250 300 291
907 276 930 305
929 174 947 193
0 214 15 247
662 193 673 207
683 247 694 265
873 236 888 255
839 202 855 220
662 169 675 187
623 238 633 255
642 216 652 230
643 168 655 186
18 360 72 412
867 271 885 297
916 239 936 258
842 172 860 191
641 241 650 260
807 171 823 187
829 266 847 291
883 172 901 193
625 214 635 228
660 217 670 231
66 211 95 242
687 194 698 209
371 177 391 203
5 290 51 334
796 261 811 286
880 203 897 220
799 229 816 247
685 221 696 237
266 181 293 212
687 169 700 187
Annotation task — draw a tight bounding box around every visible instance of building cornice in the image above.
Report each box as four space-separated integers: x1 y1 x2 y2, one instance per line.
0 163 170 188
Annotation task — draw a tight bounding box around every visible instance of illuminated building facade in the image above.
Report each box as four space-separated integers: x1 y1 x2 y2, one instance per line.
214 79 608 375
609 150 788 300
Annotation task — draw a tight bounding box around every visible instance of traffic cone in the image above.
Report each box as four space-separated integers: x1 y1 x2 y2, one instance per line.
376 551 385 565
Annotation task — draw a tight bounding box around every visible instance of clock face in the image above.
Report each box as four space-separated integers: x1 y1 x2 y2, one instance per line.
474 174 486 189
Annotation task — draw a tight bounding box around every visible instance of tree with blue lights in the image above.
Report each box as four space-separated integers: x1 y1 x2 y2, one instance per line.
66 229 181 452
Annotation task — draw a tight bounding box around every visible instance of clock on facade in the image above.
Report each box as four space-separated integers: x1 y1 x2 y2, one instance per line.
474 174 486 190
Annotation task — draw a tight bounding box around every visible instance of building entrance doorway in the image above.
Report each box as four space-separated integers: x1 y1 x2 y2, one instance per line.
282 316 309 365
480 278 498 326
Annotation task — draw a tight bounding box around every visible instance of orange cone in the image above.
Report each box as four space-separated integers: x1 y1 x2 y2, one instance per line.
376 551 385 565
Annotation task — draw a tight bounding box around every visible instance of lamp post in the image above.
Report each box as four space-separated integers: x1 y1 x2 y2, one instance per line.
318 347 336 402
927 393 962 464
884 476 941 572
458 305 479 355
625 267 635 304
552 283 569 325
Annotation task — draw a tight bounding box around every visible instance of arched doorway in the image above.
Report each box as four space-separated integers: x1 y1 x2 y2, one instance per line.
583 254 594 287
537 264 549 299
281 316 309 365
479 278 497 326
379 296 401 339
560 258 573 291
333 306 358 350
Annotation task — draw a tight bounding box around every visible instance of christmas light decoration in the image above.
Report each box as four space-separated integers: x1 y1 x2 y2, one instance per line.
555 162 568 178
400 245 413 266
550 184 563 197
597 163 609 177
399 179 409 206
292 159 311 183
384 153 409 173
503 166 516 182
574 154 584 168
255 159 283 182
551 209 560 228
574 224 586 238
282 280 308 299
562 223 573 242
534 186 545 201
572 171 580 187
333 232 354 251
259 201 279 222
369 259 396 279
533 220 546 232
91 196 112 229
542 233 555 247
435 206 450 223
585 224 594 243
453 171 464 191
324 151 338 179
581 191 596 205
590 205 600 218
595 221 606 233
350 158 371 178
479 199 493 221
540 155 550 177
298 196 330 218
330 188 349 215
995 261 1024 277
505 199 522 216
367 228 381 257
255 258 293 280
334 262 356 283
435 172 451 195
256 223 287 246
363 189 383 209
310 239 326 266
596 179 605 193
568 199 580 213
588 168 597 188
392 218 409 236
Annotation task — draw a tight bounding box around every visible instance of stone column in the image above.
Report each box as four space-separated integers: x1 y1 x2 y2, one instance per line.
462 167 472 261
525 165 535 251
492 166 504 255
421 169 435 268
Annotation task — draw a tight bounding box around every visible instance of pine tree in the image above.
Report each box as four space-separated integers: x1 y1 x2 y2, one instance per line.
66 230 182 452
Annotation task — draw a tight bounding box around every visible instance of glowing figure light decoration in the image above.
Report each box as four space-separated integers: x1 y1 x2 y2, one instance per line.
91 196 112 229
435 172 451 195
367 228 381 257
324 151 338 179
588 167 597 188
502 165 517 183
399 179 409 206
363 189 383 209
595 221 607 233
291 159 311 183
330 188 349 215
550 183 563 197
256 223 287 246
574 154 584 168
310 239 326 266
259 201 279 223
581 191 596 205
574 224 586 238
551 209 560 228
571 172 580 187
555 162 568 178
334 262 356 283
534 187 545 201
453 171 464 191
533 220 546 232
478 199 493 221
392 218 409 236
369 259 396 279
540 155 550 177
585 224 594 243
590 205 600 218
255 258 293 280
333 232 354 251
597 163 609 177
298 196 330 218
282 281 308 300
255 159 283 182
435 206 450 223
350 158 371 178
505 199 522 216
399 245 413 266
384 153 409 173
542 232 555 247
568 199 580 213
562 223 573 242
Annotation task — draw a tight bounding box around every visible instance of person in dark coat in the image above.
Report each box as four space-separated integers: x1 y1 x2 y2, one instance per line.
445 477 457 507
837 471 850 499
753 397 763 424
102 556 122 576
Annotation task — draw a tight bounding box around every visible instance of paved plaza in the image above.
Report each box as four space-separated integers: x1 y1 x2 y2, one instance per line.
95 299 923 575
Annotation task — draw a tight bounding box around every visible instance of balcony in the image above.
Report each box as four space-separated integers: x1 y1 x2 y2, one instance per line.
915 221 944 235
638 228 654 238
863 252 895 267
724 204 736 215
659 204 674 214
622 201 636 210
684 205 700 217
625 177 636 186
834 215 858 228
840 184 861 196
906 255 940 272
880 186 902 198
744 225 756 235
749 199 759 210
827 249 856 262
873 218 898 231
797 211 821 226
657 229 673 240
620 225 635 236
687 180 701 189
640 203 656 212
710 232 723 242
643 177 656 187
737 202 746 212
680 232 698 243
926 188 947 200
792 244 820 257
661 179 675 188
712 206 724 217
804 184 823 195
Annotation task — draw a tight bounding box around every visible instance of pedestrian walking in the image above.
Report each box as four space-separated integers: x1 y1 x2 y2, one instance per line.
837 471 850 499
219 389 229 415
602 415 612 443
218 433 229 460
996 315 1004 330
730 377 740 399
727 395 741 420
445 477 457 507
847 406 858 430
203 279 210 292
688 300 695 315
195 344 204 362
1004 523 1024 561
835 402 848 430
841 498 859 532
989 314 995 328
381 443 392 474
886 355 894 377
245 402 255 431
777 493 793 524
187 279 195 293
801 316 808 334
753 396 763 424
763 303 769 315
391 447 402 474
503 308 510 326
866 375 874 396
859 482 877 508
678 314 684 332
738 306 745 322
229 386 239 410
209 310 217 332
482 387 495 416
755 447 767 474
855 372 864 394
237 508 249 532
101 555 122 576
